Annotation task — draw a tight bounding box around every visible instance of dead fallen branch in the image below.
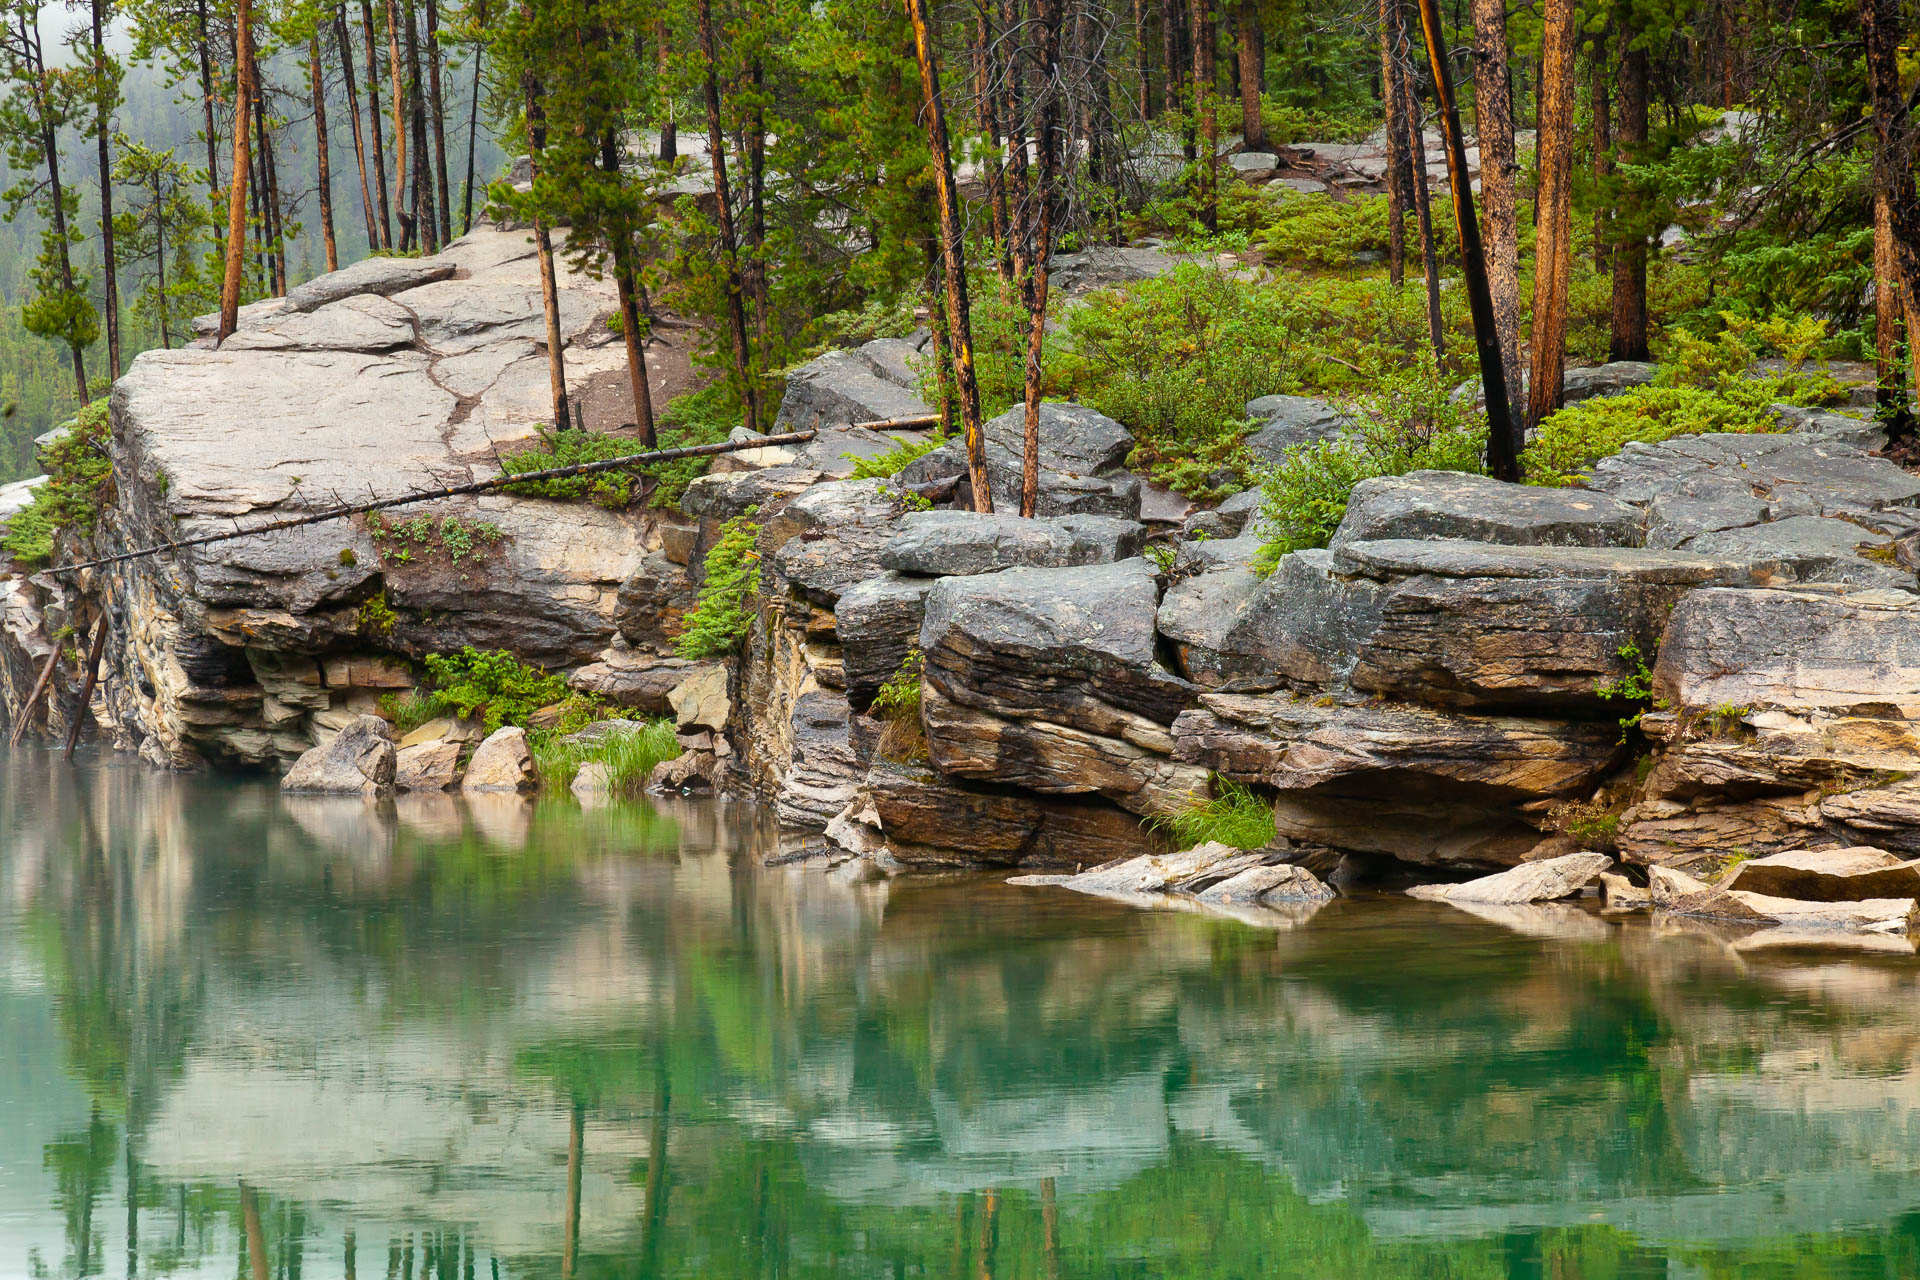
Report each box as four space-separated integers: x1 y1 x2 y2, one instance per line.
43 428 819 576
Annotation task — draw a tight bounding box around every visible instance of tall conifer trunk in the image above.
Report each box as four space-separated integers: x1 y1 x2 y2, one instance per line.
1527 0 1577 426
696 0 761 431
310 35 339 271
1469 0 1520 421
336 7 378 248
360 0 393 248
1608 38 1649 361
218 0 256 343
89 0 119 380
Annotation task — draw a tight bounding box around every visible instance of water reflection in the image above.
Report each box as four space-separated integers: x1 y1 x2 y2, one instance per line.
7 754 1920 1277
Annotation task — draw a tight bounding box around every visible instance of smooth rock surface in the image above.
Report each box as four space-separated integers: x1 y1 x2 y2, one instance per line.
281 715 395 795
669 665 731 733
1720 847 1920 902
461 726 535 793
879 511 1144 576
1242 396 1353 463
1407 852 1613 904
1194 862 1336 904
1331 471 1644 550
393 740 459 791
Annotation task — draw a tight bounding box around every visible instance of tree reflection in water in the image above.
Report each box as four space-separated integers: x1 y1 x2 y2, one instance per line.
6 754 1920 1277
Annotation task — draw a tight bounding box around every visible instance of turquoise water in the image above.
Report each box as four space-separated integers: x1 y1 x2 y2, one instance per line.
5 755 1920 1278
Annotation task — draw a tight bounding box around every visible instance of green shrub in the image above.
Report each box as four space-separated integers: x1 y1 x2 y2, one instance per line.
675 511 761 659
1259 99 1378 145
365 511 507 564
531 718 682 793
3 400 113 565
1256 192 1457 269
420 647 571 734
1521 385 1781 487
847 432 949 480
1252 359 1487 568
500 429 648 509
645 386 742 508
869 649 927 761
1147 776 1277 850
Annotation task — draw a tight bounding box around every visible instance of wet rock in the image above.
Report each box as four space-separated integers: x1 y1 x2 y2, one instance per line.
567 652 695 713
1173 692 1620 866
774 687 863 828
680 466 824 523
650 750 717 792
394 740 460 791
1679 515 1910 591
1648 865 1774 922
764 478 905 608
879 511 1145 576
461 726 535 793
1406 852 1613 904
1720 846 1920 901
282 255 456 312
1330 471 1644 550
866 760 1150 867
895 402 1143 519
1195 862 1335 904
1600 871 1651 911
571 761 614 797
281 715 395 795
1726 890 1919 933
773 346 932 431
1242 395 1354 464
835 573 933 713
668 664 730 733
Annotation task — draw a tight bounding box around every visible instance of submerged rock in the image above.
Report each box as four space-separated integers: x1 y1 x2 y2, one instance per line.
281 715 395 795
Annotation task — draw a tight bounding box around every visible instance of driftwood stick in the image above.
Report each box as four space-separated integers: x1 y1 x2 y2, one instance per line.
9 639 63 748
849 413 942 431
63 611 108 762
44 428 820 576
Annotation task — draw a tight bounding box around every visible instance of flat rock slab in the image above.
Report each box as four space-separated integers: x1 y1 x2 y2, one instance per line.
1721 846 1920 901
1680 514 1910 591
1726 890 1919 933
1407 851 1614 904
1655 587 1920 718
1195 862 1335 904
1331 471 1644 550
1586 431 1920 519
880 511 1144 576
870 761 1150 867
1042 840 1246 894
680 466 824 522
1333 538 1757 586
1649 865 1775 923
764 478 906 606
773 347 932 430
1162 549 1387 694
1242 395 1354 463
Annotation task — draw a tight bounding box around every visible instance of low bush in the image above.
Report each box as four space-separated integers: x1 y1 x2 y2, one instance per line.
848 432 949 480
3 400 113 565
869 649 927 762
419 647 572 734
499 429 648 509
675 511 761 659
1147 776 1277 850
1521 386 1779 486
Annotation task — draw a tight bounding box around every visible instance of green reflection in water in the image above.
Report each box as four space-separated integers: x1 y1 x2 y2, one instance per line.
6 754 1920 1278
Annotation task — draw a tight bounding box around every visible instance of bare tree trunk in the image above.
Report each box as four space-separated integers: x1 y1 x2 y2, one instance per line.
657 25 677 161
745 60 769 342
1163 0 1188 159
1135 0 1152 116
1021 0 1062 517
385 0 408 236
906 0 993 511
696 0 761 431
153 171 171 346
1527 0 1577 427
975 8 1012 278
310 36 339 271
404 0 436 253
336 7 378 248
1863 0 1920 428
242 1186 269 1280
218 0 256 343
426 0 451 244
1414 0 1518 477
1378 0 1408 286
1608 39 1648 361
1190 0 1216 230
1235 0 1263 150
1875 190 1903 405
257 100 287 294
462 0 485 232
18 18 88 397
360 0 392 248
89 0 119 381
1393 11 1442 357
524 77 570 429
1469 0 1520 421
196 0 220 204
601 129 657 444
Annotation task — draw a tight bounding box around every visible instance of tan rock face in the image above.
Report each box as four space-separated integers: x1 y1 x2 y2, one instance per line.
461 727 535 793
393 740 459 792
281 715 394 795
864 761 1148 868
1721 847 1920 902
669 665 731 734
1407 852 1614 905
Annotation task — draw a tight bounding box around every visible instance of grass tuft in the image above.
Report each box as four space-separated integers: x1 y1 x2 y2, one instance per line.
1146 776 1277 850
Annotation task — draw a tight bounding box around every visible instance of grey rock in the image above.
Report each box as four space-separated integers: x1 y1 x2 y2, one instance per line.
773 347 932 430
981 401 1136 475
835 573 935 712
897 436 1143 519
614 551 697 649
1773 403 1888 451
1230 151 1280 172
0 474 46 528
1160 548 1388 692
1407 852 1614 904
282 715 395 795
879 510 1145 576
219 294 416 352
775 687 863 828
461 726 536 792
792 424 928 478
1048 841 1251 894
1585 431 1920 521
1184 489 1262 540
1680 514 1911 591
1332 538 1758 586
1195 862 1336 904
1044 244 1190 295
566 653 696 713
1242 395 1354 464
1725 890 1920 932
679 466 823 522
854 337 925 389
283 255 457 312
394 740 460 792
1562 361 1658 402
1330 471 1644 550
1648 866 1775 923
764 478 905 607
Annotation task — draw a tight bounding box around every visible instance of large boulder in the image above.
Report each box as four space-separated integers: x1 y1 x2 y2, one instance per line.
772 343 932 430
461 726 535 793
896 402 1143 519
1678 514 1911 591
1173 692 1621 866
393 740 460 791
835 573 934 712
1407 852 1614 904
762 478 905 609
1241 396 1354 465
1329 471 1644 550
1160 549 1389 692
879 511 1144 576
281 715 395 795
1721 847 1920 902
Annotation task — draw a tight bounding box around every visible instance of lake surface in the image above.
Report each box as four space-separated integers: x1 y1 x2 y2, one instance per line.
7 755 1920 1278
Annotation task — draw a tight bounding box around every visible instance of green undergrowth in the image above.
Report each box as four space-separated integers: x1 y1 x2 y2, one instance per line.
848 432 948 480
3 400 112 565
396 646 628 737
869 648 927 762
364 510 507 565
531 718 681 793
675 511 761 659
1147 776 1277 851
499 386 741 511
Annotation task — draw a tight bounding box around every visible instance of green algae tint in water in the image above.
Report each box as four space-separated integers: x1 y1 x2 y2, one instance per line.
5 757 1920 1278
